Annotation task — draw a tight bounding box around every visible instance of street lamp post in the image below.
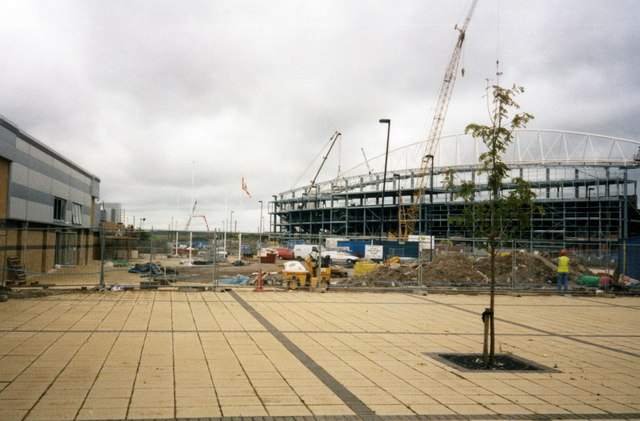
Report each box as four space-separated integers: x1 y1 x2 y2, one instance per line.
587 187 594 243
379 119 391 240
222 220 227 251
259 200 263 244
393 174 401 235
230 211 234 233
425 154 434 262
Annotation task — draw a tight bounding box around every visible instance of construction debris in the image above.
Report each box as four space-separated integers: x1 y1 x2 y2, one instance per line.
350 252 593 286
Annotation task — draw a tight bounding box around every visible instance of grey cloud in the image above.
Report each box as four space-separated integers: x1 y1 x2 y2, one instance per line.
1 0 638 229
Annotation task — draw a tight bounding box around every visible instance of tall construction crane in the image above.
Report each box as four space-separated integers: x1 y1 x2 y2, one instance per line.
399 0 479 240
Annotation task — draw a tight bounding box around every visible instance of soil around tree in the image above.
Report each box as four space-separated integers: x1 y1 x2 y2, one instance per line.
429 352 557 372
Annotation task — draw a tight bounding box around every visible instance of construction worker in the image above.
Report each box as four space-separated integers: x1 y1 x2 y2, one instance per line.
557 250 570 292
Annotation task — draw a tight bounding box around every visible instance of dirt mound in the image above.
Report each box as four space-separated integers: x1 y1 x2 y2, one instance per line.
350 265 414 286
351 252 589 286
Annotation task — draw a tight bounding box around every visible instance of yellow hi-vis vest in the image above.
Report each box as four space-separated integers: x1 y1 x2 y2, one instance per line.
558 256 569 273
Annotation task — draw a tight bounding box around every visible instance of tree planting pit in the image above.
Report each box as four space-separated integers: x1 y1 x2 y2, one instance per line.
427 352 558 372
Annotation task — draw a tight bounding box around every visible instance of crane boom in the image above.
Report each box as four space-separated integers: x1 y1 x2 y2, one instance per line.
399 0 478 240
361 147 373 175
425 0 478 158
307 131 341 194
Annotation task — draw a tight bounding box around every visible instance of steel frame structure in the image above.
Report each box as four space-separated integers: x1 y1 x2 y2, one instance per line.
270 130 640 243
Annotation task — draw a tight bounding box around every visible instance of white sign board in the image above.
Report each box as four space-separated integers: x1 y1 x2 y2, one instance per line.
365 245 384 260
408 235 434 250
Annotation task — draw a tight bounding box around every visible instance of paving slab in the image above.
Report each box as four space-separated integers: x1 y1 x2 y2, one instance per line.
0 290 638 420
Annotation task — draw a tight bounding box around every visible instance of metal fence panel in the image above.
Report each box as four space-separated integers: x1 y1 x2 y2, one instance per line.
2 226 638 295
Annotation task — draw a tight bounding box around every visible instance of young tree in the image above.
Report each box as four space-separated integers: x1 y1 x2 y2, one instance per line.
444 84 540 367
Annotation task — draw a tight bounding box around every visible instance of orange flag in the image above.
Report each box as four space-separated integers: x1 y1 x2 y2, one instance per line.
242 176 251 198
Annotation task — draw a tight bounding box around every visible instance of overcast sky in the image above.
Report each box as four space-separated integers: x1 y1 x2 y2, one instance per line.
1 0 639 232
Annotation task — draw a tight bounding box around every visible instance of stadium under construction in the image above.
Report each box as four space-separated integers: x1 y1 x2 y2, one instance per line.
269 130 640 247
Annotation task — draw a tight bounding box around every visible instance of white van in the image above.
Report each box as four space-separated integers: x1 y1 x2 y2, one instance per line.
293 244 320 260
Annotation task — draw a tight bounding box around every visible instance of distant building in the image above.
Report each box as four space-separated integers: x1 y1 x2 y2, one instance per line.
96 202 123 224
0 114 100 283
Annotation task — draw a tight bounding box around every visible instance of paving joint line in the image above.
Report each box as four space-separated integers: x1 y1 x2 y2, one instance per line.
411 293 640 358
228 290 382 421
124 294 155 420
70 413 640 420
571 295 640 310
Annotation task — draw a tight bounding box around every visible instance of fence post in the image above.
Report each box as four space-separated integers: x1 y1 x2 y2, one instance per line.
622 239 627 278
212 230 218 289
1 229 7 286
99 226 105 287
511 240 516 292
418 248 423 287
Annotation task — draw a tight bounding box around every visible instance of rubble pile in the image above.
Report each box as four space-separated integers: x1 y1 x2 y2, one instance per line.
471 254 556 284
420 255 486 283
350 265 414 285
351 252 590 286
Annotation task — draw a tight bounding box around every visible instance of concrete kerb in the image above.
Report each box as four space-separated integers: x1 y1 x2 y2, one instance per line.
0 283 629 299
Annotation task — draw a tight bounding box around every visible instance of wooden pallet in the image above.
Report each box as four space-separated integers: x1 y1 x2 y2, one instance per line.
6 257 27 286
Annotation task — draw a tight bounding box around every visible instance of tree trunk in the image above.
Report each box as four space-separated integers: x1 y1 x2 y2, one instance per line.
489 247 496 367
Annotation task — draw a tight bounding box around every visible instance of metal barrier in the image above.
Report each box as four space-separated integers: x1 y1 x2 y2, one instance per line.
1 226 638 295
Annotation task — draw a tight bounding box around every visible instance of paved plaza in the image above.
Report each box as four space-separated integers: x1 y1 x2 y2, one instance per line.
0 289 639 421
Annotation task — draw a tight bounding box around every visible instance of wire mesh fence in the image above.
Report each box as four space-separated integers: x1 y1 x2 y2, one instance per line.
0 227 241 289
1 226 638 295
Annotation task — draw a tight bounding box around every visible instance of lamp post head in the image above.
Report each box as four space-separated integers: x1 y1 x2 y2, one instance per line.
379 119 390 124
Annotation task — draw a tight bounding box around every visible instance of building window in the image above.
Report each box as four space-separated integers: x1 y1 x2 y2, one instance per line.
72 203 82 225
54 197 66 222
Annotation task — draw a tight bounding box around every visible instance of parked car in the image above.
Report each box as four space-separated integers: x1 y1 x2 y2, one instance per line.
275 247 295 260
321 250 359 264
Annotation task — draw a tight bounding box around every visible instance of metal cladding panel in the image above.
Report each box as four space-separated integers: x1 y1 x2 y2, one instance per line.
52 158 69 172
15 137 29 153
0 125 16 160
30 145 53 166
10 163 28 185
28 170 53 192
68 187 86 204
27 201 51 222
51 178 69 197
8 197 27 220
